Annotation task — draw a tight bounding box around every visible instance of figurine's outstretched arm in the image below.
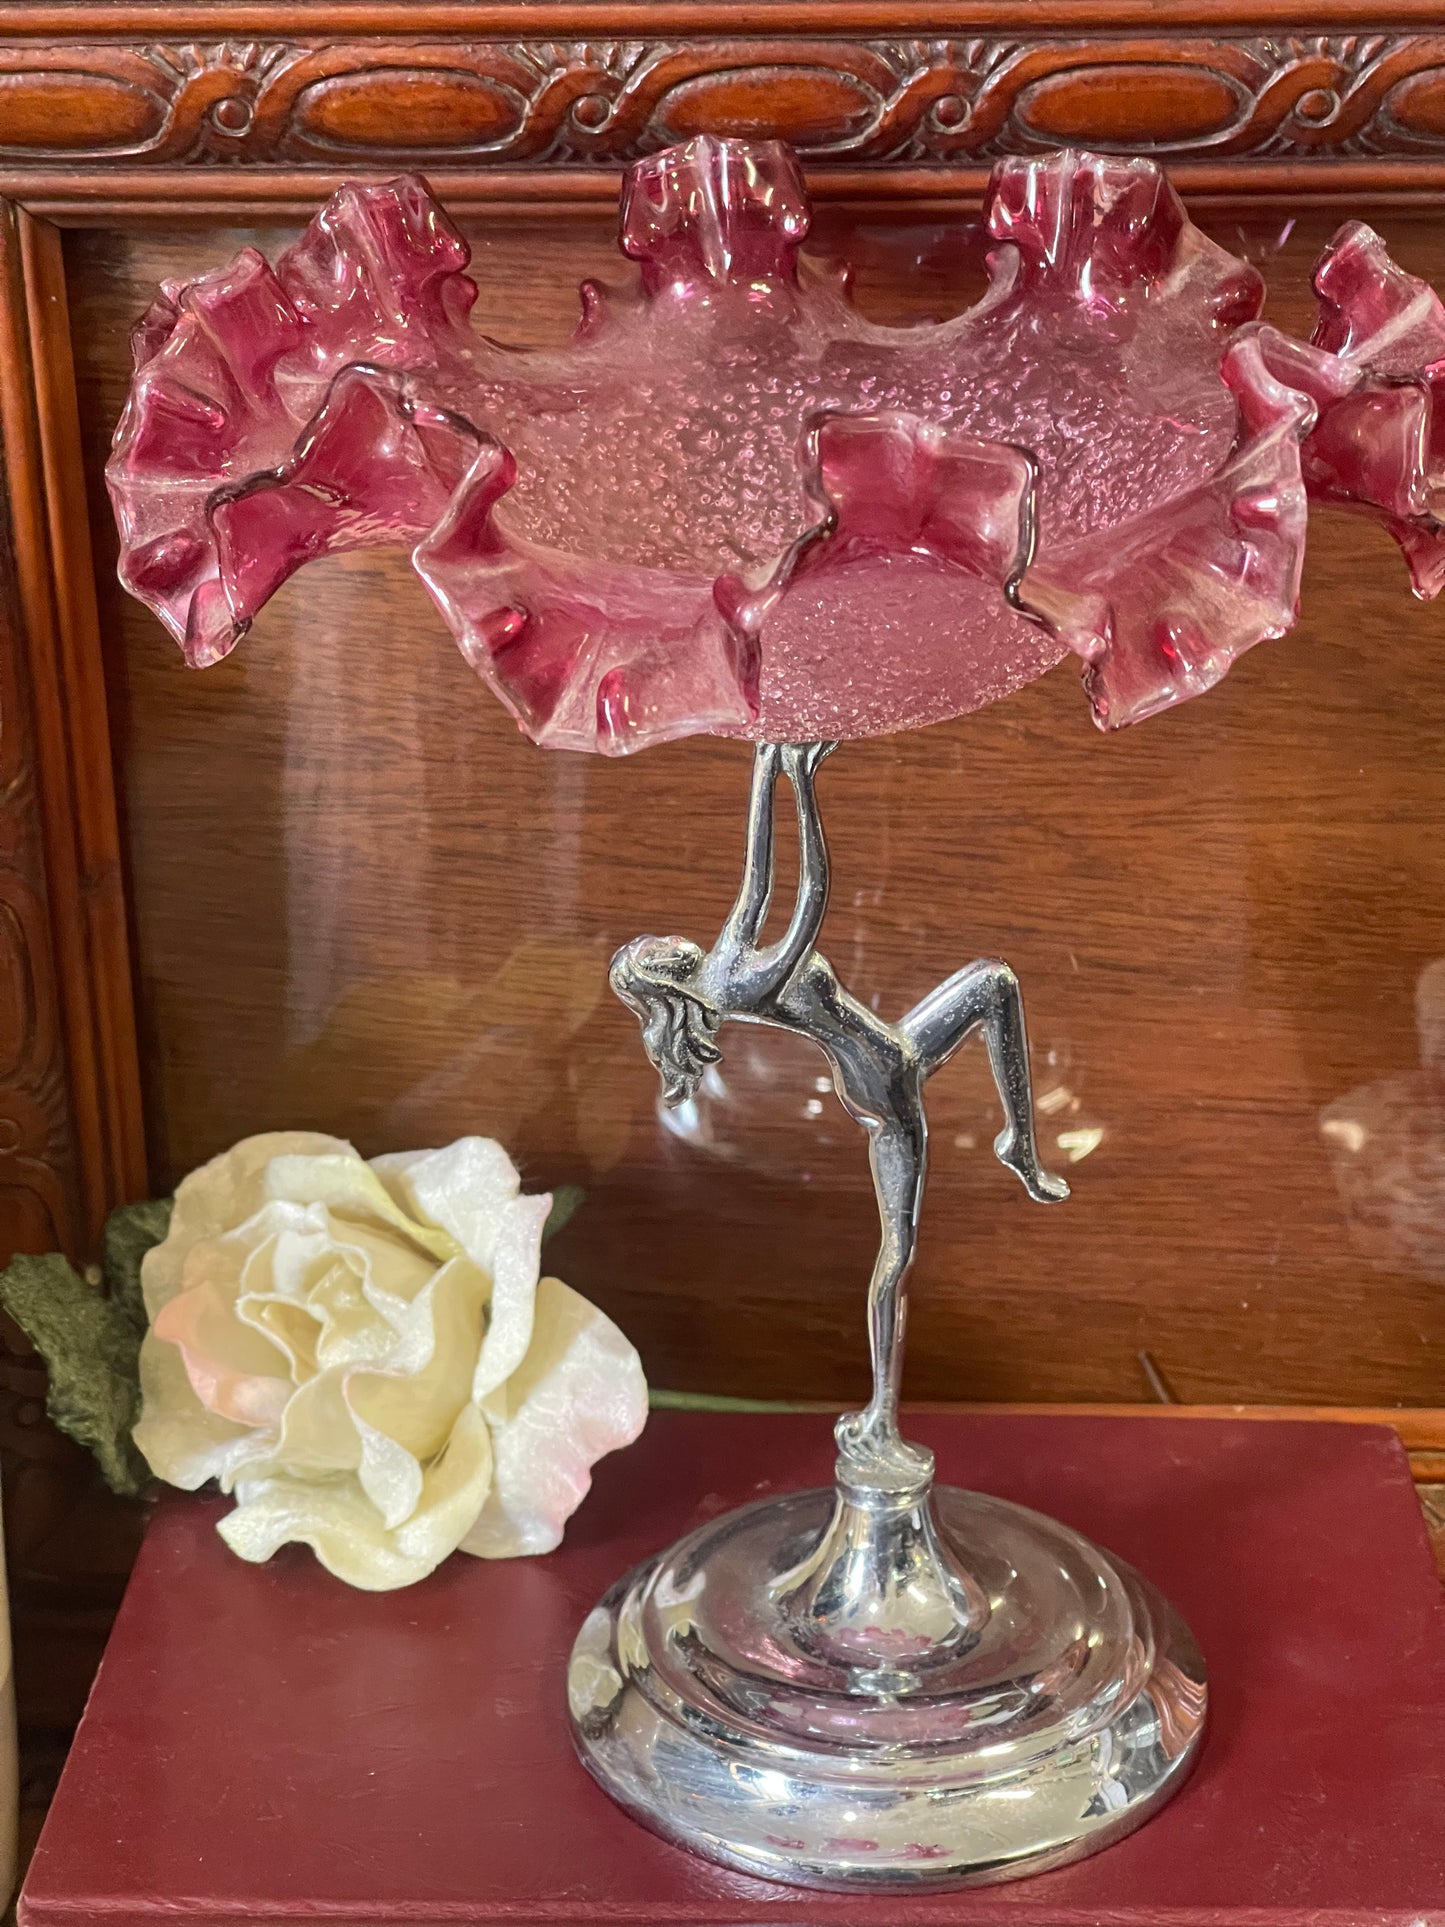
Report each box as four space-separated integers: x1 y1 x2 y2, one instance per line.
720 744 780 950
754 743 836 995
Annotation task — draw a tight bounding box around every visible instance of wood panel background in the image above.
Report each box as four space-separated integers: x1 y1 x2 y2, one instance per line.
0 0 1441 1731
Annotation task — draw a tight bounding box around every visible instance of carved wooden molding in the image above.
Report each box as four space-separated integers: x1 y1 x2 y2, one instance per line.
0 29 1443 212
0 202 146 1265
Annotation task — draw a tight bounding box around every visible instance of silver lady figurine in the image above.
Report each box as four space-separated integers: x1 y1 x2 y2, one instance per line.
611 740 1068 1492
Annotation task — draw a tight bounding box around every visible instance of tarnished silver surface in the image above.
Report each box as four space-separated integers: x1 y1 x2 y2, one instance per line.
578 743 1206 1888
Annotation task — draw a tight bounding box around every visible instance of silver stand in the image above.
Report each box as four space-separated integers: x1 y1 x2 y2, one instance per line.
569 744 1205 1890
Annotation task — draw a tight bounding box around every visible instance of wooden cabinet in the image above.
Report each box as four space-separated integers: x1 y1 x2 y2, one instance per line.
1 0 1443 1724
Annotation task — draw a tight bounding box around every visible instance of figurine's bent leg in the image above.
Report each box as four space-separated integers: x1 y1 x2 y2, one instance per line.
903 961 1069 1203
835 1115 934 1489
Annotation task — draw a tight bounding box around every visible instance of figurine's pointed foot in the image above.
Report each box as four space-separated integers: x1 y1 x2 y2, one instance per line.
994 1129 1071 1203
834 1409 934 1492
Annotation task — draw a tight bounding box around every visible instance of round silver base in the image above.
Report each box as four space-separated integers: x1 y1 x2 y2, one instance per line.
568 1483 1206 1891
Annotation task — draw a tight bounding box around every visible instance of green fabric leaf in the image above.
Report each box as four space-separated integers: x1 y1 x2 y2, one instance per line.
0 1252 152 1497
102 1195 173 1339
541 1184 585 1245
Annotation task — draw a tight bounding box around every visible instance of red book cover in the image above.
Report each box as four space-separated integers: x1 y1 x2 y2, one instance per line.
19 1413 1445 1926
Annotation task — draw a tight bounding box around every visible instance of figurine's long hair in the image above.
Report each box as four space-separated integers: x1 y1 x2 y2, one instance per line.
610 937 721 1107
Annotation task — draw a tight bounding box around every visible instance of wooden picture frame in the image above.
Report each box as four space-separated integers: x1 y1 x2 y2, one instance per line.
2 0 1444 1726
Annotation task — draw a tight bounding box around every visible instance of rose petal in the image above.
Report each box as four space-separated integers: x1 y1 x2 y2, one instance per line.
369 1137 524 1271
470 1195 552 1402
236 1255 491 1497
233 1204 330 1293
243 1369 360 1484
344 1254 489 1459
265 1149 460 1263
153 1278 294 1427
370 1139 551 1399
219 1402 493 1590
261 1205 420 1297
133 1331 269 1491
238 1296 321 1382
301 1249 403 1369
226 1211 418 1375
142 1132 351 1320
351 1411 424 1531
462 1277 647 1558
330 1219 451 1316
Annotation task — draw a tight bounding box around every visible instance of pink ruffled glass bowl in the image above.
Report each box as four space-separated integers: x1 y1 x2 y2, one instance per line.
108 136 1445 754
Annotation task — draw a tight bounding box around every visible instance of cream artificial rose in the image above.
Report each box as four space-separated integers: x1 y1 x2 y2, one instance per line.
134 1131 647 1590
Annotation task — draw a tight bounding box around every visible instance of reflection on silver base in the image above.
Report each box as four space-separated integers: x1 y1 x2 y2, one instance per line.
568 1479 1206 1891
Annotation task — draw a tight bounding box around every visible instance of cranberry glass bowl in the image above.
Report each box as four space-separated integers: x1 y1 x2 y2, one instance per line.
108 136 1445 755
